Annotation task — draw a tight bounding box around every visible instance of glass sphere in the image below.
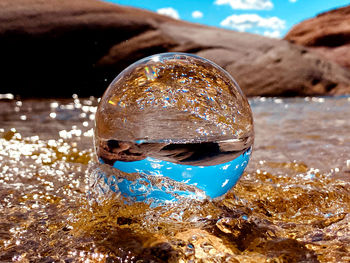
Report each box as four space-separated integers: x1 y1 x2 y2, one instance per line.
94 53 254 204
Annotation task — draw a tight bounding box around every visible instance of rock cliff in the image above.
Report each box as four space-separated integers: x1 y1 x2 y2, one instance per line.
285 5 350 71
1 0 350 97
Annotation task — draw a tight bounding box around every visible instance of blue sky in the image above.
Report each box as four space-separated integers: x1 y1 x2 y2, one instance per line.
107 0 349 38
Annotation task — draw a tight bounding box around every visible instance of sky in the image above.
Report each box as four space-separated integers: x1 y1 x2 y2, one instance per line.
107 0 349 38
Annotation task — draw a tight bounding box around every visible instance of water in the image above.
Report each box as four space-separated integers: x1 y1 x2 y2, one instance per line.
0 96 350 262
95 53 254 202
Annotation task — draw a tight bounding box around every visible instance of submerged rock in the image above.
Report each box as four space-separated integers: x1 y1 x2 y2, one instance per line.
1 0 350 97
285 5 350 71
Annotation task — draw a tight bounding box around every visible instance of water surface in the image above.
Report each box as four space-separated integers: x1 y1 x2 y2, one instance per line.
0 96 349 262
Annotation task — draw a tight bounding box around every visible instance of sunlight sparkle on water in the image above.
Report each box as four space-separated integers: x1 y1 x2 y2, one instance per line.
0 95 350 262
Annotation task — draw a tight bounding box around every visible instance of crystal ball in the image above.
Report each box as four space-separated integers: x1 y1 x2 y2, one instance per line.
94 52 254 203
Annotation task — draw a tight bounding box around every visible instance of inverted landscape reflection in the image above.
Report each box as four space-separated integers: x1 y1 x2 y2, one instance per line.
95 53 254 204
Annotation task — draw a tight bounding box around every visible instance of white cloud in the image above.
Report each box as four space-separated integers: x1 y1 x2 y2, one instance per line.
215 0 273 10
157 7 180 19
289 0 297 2
192 10 204 19
220 14 285 37
263 30 281 38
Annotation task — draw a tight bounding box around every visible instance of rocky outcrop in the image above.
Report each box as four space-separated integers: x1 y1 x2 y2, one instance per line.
285 5 350 71
1 0 350 97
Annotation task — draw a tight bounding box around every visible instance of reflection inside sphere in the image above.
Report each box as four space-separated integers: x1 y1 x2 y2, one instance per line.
94 52 254 200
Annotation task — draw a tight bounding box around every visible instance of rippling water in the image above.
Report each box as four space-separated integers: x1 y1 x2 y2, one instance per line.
0 96 349 262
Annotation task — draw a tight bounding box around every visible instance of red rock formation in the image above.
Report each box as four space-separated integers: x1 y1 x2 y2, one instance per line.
1 0 350 97
285 5 350 70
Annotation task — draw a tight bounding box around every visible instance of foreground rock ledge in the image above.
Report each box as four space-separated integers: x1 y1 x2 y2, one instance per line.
1 0 350 97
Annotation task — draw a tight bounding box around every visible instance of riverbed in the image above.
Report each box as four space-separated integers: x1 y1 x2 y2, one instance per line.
0 96 349 262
